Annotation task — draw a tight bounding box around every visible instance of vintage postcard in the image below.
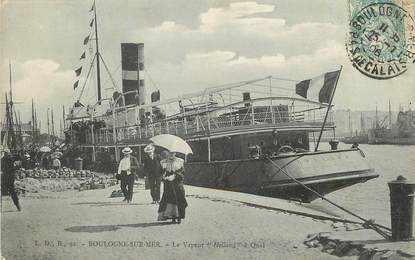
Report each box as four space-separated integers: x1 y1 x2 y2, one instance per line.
1 0 414 259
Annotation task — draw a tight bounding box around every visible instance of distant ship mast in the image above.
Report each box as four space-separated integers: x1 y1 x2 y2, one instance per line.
3 63 23 151
93 0 102 104
72 0 119 108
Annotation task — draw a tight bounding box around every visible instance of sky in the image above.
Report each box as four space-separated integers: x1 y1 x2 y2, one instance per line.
1 0 414 132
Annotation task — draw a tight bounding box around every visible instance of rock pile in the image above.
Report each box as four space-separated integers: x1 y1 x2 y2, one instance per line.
14 167 117 193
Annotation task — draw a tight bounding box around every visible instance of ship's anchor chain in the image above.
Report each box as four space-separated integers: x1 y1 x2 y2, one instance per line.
265 156 391 239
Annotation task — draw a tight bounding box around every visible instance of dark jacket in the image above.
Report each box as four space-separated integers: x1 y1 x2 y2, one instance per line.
143 153 162 178
1 154 17 180
130 155 140 174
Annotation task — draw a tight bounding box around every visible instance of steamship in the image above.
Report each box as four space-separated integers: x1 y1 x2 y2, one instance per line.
66 3 377 202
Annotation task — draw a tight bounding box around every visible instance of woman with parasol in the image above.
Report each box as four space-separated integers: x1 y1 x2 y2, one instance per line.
150 134 192 224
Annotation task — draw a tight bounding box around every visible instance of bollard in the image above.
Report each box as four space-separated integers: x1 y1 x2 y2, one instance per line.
329 139 339 150
388 176 415 241
74 157 83 171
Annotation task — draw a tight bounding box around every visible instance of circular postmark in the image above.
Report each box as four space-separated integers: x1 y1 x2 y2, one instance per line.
347 2 415 79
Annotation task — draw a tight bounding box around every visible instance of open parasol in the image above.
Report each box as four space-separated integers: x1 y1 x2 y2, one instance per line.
52 151 63 158
39 146 51 153
150 134 193 155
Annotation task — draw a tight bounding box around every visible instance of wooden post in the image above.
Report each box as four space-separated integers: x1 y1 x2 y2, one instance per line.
207 137 211 162
207 107 211 131
251 102 255 125
91 123 96 162
229 89 233 127
138 145 142 164
270 77 275 124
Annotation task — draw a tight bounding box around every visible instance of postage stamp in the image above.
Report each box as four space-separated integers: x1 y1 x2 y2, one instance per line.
347 1 415 79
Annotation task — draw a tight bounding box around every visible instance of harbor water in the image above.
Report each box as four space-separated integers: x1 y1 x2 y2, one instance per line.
307 143 415 227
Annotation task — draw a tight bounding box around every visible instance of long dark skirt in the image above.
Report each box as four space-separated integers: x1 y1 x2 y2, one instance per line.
158 180 187 220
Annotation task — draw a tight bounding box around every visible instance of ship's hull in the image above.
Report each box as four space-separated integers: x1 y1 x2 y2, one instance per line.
184 149 377 202
368 136 415 145
368 129 415 145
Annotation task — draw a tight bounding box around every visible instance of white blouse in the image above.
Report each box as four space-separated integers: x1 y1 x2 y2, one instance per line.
160 157 184 172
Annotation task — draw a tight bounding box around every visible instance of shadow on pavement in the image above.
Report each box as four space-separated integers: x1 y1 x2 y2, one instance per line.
65 222 173 233
71 201 153 206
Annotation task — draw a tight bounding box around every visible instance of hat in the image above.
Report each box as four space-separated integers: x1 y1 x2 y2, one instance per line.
144 144 155 153
122 147 133 154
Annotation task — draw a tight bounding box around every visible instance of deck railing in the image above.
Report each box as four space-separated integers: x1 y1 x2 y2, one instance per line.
85 108 333 145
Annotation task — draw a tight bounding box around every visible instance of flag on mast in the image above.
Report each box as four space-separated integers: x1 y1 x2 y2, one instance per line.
83 35 90 45
75 67 82 76
295 66 342 104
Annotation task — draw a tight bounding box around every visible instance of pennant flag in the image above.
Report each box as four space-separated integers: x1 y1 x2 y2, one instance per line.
75 67 82 76
151 90 160 102
80 52 85 60
295 67 341 104
73 80 79 90
89 3 95 12
89 19 94 27
83 35 90 45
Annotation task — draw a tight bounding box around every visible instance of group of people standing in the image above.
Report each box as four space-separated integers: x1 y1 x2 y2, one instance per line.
116 144 188 224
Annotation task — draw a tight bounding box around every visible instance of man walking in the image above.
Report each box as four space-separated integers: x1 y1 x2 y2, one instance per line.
143 144 162 204
1 149 22 211
116 147 139 203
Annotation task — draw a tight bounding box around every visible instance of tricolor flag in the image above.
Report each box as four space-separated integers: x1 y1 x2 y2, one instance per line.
73 80 79 90
89 19 94 27
80 52 86 59
83 35 90 45
295 66 342 104
75 67 82 76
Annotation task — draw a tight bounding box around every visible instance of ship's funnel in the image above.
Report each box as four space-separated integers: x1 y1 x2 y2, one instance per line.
121 43 145 106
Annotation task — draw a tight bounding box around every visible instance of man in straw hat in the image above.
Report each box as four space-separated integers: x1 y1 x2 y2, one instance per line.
116 147 139 203
143 143 162 204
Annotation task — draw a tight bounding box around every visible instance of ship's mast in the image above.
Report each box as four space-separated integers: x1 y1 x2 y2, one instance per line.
31 99 36 145
47 108 50 140
6 63 17 150
360 112 365 134
388 100 392 129
34 107 38 144
348 109 352 137
93 0 102 104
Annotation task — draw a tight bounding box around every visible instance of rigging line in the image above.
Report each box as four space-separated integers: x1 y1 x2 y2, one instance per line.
265 156 391 236
248 82 295 92
77 53 97 102
144 69 159 93
271 76 299 83
100 64 121 94
204 76 272 93
99 53 121 92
